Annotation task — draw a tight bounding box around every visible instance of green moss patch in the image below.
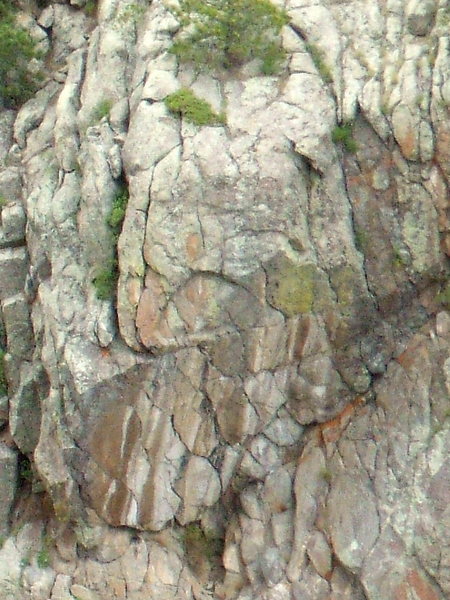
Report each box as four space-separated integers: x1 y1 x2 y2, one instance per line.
92 260 118 300
332 123 358 153
165 89 226 126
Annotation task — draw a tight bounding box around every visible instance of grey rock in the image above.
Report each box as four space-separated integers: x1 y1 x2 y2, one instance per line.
2 294 33 360
0 395 8 427
0 444 17 536
407 0 437 36
0 202 26 248
260 547 284 586
326 473 380 571
10 362 47 454
0 247 28 301
263 411 304 446
0 111 15 162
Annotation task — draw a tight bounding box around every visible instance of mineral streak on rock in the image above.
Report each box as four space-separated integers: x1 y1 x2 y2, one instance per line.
0 0 450 598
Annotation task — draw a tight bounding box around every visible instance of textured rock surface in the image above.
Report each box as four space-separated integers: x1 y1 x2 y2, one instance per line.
1 0 450 598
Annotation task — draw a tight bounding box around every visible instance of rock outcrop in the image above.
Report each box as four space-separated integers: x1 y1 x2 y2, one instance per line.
1 0 450 598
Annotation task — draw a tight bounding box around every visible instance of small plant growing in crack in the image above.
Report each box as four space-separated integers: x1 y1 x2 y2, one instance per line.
116 1 146 26
90 99 113 125
304 41 332 83
332 122 358 153
181 522 224 576
107 186 129 239
92 184 129 300
92 260 119 300
36 547 50 569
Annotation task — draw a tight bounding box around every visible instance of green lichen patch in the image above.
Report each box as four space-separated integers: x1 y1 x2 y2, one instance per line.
266 256 317 316
330 265 360 308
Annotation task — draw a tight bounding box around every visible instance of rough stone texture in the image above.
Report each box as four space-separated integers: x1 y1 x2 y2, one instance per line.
0 444 17 537
1 0 450 599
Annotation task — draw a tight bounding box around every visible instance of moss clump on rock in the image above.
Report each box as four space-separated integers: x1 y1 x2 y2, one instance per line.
165 89 226 126
107 186 129 238
332 123 358 153
92 261 118 300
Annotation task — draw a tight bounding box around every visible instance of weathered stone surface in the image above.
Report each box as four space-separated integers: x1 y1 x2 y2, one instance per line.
0 0 450 599
0 395 8 427
176 455 221 524
0 200 26 248
406 0 437 36
9 362 47 454
0 247 28 301
2 294 33 360
326 472 379 571
0 444 17 536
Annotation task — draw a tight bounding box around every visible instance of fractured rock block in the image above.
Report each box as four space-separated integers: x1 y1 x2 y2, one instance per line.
176 456 221 525
406 0 437 36
0 202 26 247
10 362 48 454
0 247 28 301
2 293 33 360
0 443 18 536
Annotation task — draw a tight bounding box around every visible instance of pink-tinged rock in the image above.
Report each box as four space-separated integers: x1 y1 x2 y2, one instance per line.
394 570 441 600
292 564 330 600
326 472 379 571
306 530 332 580
206 369 257 444
287 444 326 581
392 104 419 161
136 272 173 349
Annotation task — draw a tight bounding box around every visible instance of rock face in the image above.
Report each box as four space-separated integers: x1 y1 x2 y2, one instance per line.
1 0 450 598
